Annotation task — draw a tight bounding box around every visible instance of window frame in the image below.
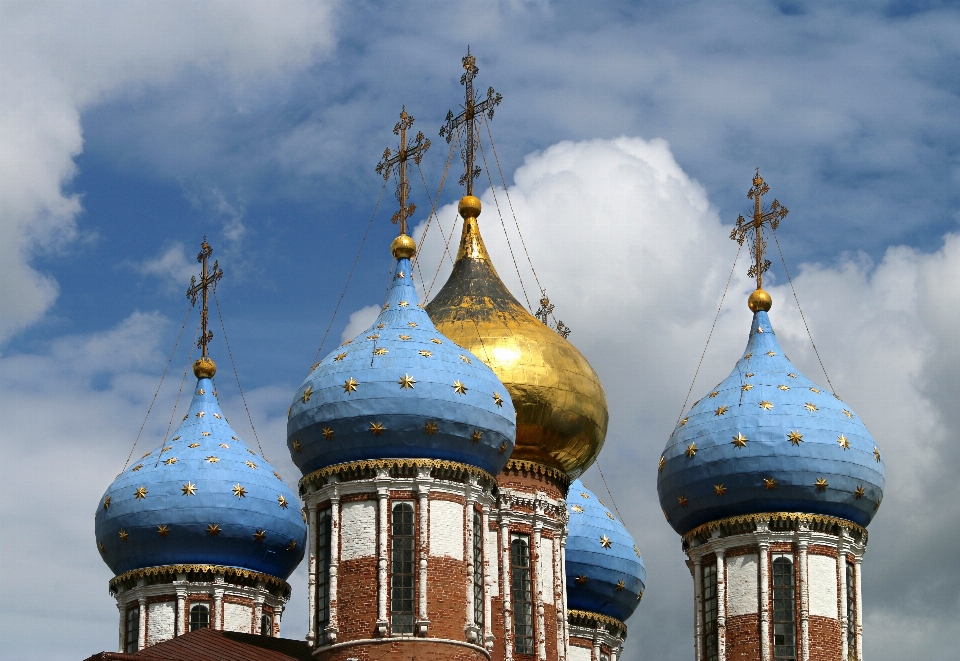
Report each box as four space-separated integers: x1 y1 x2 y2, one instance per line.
389 500 417 636
315 506 332 641
124 605 139 653
846 561 856 660
701 561 719 661
189 602 210 633
260 612 273 637
473 511 484 631
510 532 535 656
771 554 798 661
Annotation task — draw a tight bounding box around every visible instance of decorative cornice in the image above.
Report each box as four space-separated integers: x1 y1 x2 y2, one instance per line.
109 564 290 595
299 458 496 493
682 511 868 545
503 459 570 488
567 608 627 637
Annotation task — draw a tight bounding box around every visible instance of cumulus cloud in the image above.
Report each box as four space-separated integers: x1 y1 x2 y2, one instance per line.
339 304 380 343
414 137 960 661
0 0 335 342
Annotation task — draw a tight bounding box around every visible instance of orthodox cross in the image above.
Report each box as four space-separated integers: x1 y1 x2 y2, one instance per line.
376 107 430 235
440 48 503 195
730 169 789 289
186 238 223 356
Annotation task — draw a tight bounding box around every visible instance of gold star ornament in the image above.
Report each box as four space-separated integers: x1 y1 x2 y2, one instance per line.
778 384 790 391
815 478 828 491
157 525 169 537
471 430 482 443
764 477 777 490
374 347 388 356
245 460 257 469
119 530 129 542
182 482 197 496
854 486 865 499
164 457 178 465
398 374 416 390
759 401 774 410
685 443 697 457
278 495 289 509
741 384 753 392
453 380 468 395
287 540 298 551
874 447 882 462
424 421 438 435
232 484 247 498
658 456 665 472
571 505 584 513
714 484 727 496
206 524 221 536
837 434 849 449
732 433 748 448
600 535 612 548
498 441 508 454
334 352 347 362
715 405 728 416
103 496 111 510
253 529 266 542
292 440 302 453
342 377 359 394
323 427 334 440
135 486 147 500
369 422 385 435
576 575 588 585
398 334 411 341
787 430 803 445
804 402 818 412
418 350 432 357
615 580 625 591
708 391 719 398
678 495 689 507
301 386 313 403
430 338 442 344
493 392 503 407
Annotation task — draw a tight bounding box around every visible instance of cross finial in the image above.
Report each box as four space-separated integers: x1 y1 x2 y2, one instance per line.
376 106 431 236
730 169 789 290
186 237 223 357
440 49 503 195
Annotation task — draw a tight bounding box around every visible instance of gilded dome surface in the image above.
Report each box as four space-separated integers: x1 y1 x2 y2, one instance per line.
657 309 885 535
425 198 608 478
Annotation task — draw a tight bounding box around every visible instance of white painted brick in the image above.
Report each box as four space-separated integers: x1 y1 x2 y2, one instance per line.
538 536 554 606
341 501 376 560
223 602 252 633
727 554 759 616
429 499 464 560
568 644 593 661
147 601 175 644
485 527 499 597
808 554 839 618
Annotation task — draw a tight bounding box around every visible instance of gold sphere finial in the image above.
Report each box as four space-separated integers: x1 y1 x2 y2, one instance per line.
193 356 217 379
458 195 482 219
748 288 772 312
391 234 417 259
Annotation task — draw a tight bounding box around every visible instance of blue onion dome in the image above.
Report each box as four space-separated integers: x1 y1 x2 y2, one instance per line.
657 293 885 536
287 234 517 477
95 360 306 580
566 480 646 623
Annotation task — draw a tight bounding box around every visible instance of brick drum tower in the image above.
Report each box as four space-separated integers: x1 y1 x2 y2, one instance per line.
656 172 885 661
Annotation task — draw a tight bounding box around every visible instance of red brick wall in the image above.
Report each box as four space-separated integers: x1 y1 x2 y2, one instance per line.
726 613 761 661
427 555 468 639
316 639 487 661
336 557 379 639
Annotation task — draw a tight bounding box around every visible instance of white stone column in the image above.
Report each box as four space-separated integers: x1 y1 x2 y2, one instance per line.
376 480 390 636
501 517 514 661
559 532 570 661
591 628 601 661
838 531 848 661
327 488 341 643
798 538 810 661
465 485 477 641
854 556 864 661
275 604 284 636
137 596 147 650
306 502 318 645
715 548 727 661
253 590 265 636
175 588 187 637
117 602 125 652
534 512 546 661
482 504 494 649
213 585 224 631
758 541 771 661
553 525 566 661
415 471 431 635
693 557 704 661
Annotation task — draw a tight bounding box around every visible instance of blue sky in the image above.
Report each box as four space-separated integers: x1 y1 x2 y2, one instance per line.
2 2 959 660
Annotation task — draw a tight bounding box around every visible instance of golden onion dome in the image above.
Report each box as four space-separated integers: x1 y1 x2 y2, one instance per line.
424 196 608 478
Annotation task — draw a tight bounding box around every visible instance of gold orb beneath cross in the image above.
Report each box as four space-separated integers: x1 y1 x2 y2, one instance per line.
391 234 417 259
193 356 217 379
748 289 772 312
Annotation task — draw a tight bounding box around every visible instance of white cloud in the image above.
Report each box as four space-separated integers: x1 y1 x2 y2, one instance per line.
0 0 336 343
340 304 380 344
414 137 960 660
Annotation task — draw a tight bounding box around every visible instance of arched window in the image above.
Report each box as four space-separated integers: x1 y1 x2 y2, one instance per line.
772 556 797 661
702 562 718 661
124 606 139 653
315 507 332 641
472 512 484 631
846 562 856 659
511 533 534 655
260 613 273 637
189 603 210 632
390 502 416 635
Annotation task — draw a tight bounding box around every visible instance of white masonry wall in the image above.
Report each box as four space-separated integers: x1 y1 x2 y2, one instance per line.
429 499 464 560
341 501 377 560
808 554 839 618
223 602 253 633
567 644 593 661
538 536 555 606
727 553 759 616
147 601 175 645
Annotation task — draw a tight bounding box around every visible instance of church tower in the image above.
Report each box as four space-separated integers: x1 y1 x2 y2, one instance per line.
95 240 307 652
286 107 518 660
657 173 885 661
426 51 616 661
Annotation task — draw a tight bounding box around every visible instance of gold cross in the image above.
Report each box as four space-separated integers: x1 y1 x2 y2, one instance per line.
729 169 789 289
440 47 503 195
185 238 223 357
376 107 430 235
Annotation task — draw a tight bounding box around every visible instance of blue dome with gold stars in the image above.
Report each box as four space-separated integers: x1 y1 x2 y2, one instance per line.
287 236 516 477
566 480 646 623
95 371 306 580
657 307 885 535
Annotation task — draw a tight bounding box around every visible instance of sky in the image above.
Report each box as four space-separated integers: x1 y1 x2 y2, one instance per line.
1 1 958 659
